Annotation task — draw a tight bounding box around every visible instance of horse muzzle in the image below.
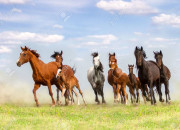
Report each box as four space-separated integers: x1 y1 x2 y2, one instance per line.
16 61 22 67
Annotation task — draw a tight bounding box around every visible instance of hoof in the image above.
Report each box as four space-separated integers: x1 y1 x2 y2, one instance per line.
51 104 55 107
159 99 164 102
36 104 40 107
102 101 106 104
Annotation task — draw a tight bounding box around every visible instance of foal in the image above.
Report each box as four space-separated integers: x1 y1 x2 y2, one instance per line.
128 64 150 103
154 51 171 103
56 53 86 105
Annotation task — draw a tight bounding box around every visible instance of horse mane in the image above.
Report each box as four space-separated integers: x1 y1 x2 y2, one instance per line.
24 46 40 58
98 61 104 72
91 52 98 58
51 51 61 59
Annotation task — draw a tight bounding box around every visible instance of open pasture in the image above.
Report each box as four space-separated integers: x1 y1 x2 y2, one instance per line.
0 102 179 130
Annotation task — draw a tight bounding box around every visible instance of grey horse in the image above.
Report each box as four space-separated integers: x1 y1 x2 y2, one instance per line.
87 52 106 104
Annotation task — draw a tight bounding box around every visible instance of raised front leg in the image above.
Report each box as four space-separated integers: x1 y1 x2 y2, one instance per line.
93 89 99 104
33 83 40 107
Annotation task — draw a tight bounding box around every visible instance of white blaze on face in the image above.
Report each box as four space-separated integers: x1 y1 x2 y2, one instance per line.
94 56 100 67
56 69 62 78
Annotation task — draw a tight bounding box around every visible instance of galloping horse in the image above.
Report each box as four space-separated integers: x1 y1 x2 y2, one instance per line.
108 53 135 104
154 51 171 103
128 64 150 103
51 51 76 104
56 53 86 105
134 46 162 105
87 52 106 104
16 46 66 107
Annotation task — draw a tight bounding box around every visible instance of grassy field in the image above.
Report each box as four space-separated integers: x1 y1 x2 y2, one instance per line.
0 102 180 130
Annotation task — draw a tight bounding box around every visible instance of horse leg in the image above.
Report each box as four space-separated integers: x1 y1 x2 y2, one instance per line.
165 80 170 103
129 86 136 104
47 82 55 107
122 83 128 105
69 89 73 105
116 84 121 103
113 84 117 103
141 84 147 104
33 83 40 107
157 81 164 102
75 81 86 105
60 85 66 105
145 84 151 101
120 89 124 104
56 88 60 104
72 89 79 105
101 87 106 104
135 84 140 103
149 81 155 105
93 89 99 104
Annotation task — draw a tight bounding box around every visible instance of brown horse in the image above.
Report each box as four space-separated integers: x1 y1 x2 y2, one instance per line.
108 53 135 104
16 46 65 107
56 53 86 105
128 64 150 103
154 50 171 103
51 51 76 104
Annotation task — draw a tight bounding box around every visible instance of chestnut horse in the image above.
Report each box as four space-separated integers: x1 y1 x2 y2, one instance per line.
56 53 86 105
128 64 150 103
108 53 135 104
51 51 76 104
154 50 171 103
16 46 65 107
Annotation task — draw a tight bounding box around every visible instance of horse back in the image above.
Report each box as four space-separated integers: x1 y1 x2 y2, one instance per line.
163 65 171 80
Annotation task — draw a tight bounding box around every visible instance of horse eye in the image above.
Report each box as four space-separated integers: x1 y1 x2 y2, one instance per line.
23 53 26 56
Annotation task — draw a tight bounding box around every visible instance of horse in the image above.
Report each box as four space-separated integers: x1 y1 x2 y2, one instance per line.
51 51 76 104
154 50 171 103
56 53 86 105
134 46 163 105
128 64 150 103
108 53 135 104
87 52 106 104
16 46 66 107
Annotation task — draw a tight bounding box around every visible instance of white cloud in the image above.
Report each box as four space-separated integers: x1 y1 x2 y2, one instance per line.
88 34 117 45
0 31 64 45
151 37 178 42
134 32 143 36
53 24 63 29
0 13 30 22
0 46 11 53
0 0 27 4
96 0 158 15
11 8 22 13
152 13 180 27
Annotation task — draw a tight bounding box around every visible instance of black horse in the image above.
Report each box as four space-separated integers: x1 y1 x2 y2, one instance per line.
134 46 162 105
154 50 171 103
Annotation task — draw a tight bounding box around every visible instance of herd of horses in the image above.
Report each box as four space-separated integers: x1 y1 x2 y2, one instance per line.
16 46 171 106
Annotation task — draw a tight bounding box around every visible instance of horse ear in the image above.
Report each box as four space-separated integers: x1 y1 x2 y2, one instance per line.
160 50 163 57
128 64 130 67
21 46 24 51
60 51 63 56
153 51 156 55
132 64 134 67
113 53 115 56
109 53 111 56
135 46 138 50
141 46 143 51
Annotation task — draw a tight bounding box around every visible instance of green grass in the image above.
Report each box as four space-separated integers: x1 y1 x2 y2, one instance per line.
0 102 180 130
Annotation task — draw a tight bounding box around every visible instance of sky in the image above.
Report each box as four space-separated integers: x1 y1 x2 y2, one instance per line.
0 0 180 103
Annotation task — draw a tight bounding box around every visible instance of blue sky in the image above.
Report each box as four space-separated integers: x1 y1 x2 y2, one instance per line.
0 0 180 103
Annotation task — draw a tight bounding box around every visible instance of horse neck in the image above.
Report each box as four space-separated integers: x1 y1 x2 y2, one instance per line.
94 66 100 76
129 72 134 83
29 54 44 76
139 58 148 73
112 65 119 75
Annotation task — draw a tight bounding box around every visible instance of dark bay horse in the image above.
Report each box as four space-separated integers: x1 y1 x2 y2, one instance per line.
128 64 150 103
87 52 106 104
16 46 65 107
51 51 76 104
134 46 162 105
108 53 135 104
154 51 171 103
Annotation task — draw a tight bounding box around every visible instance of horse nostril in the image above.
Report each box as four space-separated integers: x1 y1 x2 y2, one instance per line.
16 62 21 67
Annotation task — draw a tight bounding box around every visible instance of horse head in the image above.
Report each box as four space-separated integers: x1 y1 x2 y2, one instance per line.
134 46 147 68
91 52 103 72
109 52 117 70
17 46 40 67
128 64 134 74
154 50 163 69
